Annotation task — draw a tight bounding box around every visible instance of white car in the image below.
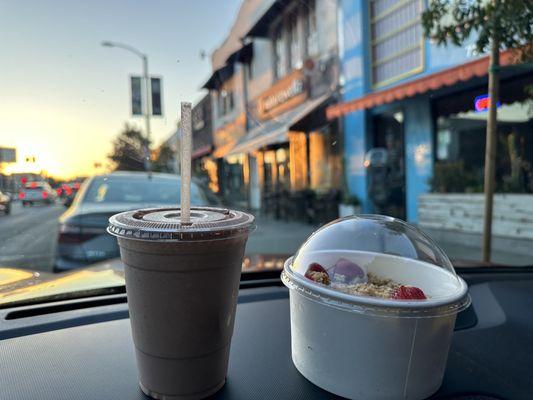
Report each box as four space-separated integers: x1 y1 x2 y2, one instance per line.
19 182 57 206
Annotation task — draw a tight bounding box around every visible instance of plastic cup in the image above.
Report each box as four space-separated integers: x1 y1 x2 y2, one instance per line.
281 216 470 400
108 207 254 400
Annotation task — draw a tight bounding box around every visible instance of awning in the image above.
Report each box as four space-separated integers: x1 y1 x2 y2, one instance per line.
201 63 235 90
245 0 290 38
228 93 331 156
192 145 212 159
326 50 516 120
225 42 254 65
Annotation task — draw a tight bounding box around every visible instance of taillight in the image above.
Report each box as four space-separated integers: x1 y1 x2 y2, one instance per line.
58 224 102 244
42 191 48 199
19 192 25 200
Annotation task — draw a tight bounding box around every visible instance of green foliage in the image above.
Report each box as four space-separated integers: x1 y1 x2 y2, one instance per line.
422 0 533 57
430 161 482 193
108 123 150 171
152 143 176 173
342 194 360 206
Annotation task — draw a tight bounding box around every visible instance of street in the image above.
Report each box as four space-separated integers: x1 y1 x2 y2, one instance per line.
0 202 317 274
0 202 64 272
0 201 530 274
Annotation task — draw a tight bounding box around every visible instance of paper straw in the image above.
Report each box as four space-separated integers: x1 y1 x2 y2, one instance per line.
180 102 192 224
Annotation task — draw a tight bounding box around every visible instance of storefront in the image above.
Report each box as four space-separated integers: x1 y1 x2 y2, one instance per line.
328 47 532 222
203 63 248 204
190 94 215 191
433 73 533 194
228 66 341 220
223 0 341 220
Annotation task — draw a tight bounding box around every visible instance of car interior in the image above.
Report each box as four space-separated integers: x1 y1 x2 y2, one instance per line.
0 265 531 399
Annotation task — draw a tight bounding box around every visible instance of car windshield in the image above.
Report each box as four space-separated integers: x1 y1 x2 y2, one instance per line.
0 0 532 304
82 175 204 204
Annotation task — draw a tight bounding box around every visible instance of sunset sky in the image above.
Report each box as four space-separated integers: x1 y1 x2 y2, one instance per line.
0 0 241 179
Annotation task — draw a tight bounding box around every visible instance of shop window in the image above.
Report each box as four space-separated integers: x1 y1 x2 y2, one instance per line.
434 79 533 193
309 127 342 193
289 131 308 191
276 147 291 191
370 0 423 87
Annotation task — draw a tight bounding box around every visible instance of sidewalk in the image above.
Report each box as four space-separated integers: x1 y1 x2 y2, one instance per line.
245 215 532 266
245 215 318 256
430 236 532 266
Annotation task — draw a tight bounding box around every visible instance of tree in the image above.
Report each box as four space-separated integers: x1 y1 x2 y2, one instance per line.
108 123 150 171
152 143 176 173
422 0 533 262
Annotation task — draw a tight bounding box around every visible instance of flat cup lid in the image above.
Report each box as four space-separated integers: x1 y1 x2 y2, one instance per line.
108 207 254 242
282 215 470 317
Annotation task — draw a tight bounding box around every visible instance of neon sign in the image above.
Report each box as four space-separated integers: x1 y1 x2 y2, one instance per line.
474 94 501 112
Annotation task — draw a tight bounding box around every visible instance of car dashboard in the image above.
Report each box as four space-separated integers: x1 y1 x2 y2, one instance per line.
0 268 532 400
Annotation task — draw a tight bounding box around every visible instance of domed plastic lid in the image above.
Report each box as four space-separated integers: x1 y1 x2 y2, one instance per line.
282 215 470 317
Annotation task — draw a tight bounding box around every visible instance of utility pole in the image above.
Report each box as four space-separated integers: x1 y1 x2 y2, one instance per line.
142 54 152 171
102 40 152 171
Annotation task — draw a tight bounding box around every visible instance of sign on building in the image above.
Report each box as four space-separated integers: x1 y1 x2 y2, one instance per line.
151 77 163 116
474 94 501 112
0 147 16 163
130 76 143 116
255 69 307 120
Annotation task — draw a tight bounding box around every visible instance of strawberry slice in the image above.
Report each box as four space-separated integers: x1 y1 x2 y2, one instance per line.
305 263 330 285
392 285 427 300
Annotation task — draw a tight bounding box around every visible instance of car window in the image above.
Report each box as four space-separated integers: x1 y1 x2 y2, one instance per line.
82 176 206 205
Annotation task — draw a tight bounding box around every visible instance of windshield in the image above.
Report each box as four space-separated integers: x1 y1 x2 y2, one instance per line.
0 0 532 304
82 175 205 205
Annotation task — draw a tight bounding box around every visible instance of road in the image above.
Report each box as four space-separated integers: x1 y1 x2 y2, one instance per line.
0 201 530 274
0 202 64 272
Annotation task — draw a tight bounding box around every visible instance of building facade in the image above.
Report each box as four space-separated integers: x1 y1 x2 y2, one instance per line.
190 94 215 191
205 0 342 217
329 0 533 223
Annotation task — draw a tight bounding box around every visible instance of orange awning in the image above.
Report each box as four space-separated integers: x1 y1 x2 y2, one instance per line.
326 50 516 120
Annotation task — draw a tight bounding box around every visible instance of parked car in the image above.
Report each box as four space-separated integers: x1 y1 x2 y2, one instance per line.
19 181 57 206
0 190 11 214
62 181 83 207
54 171 216 271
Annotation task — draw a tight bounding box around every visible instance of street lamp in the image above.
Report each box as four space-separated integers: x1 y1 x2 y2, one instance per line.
101 40 152 171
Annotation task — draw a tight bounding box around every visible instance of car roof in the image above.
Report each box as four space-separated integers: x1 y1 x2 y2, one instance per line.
93 171 180 180
89 171 205 186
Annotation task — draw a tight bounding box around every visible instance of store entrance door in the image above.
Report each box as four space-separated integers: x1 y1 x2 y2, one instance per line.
371 112 406 219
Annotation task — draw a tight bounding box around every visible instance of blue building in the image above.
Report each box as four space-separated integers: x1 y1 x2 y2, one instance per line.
329 0 533 223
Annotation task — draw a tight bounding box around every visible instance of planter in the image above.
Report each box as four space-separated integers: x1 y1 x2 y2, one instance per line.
338 204 361 218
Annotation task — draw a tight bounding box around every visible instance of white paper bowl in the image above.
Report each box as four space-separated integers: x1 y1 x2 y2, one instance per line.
282 252 470 400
